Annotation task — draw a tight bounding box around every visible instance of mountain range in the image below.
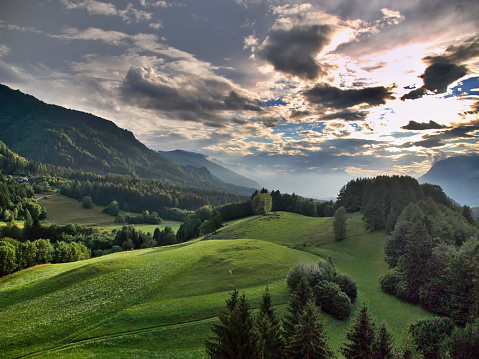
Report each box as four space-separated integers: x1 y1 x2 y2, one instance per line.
0 84 255 195
159 150 261 189
419 155 479 206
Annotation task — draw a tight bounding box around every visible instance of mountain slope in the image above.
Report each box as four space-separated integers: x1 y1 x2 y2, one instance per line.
0 84 213 186
419 155 479 206
159 149 260 188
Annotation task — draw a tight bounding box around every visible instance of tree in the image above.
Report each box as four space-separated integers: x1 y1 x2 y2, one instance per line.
408 317 454 359
205 290 258 358
285 299 334 359
255 287 284 359
341 304 376 359
0 241 17 276
449 319 479 359
81 195 93 209
158 226 177 246
462 205 475 225
283 277 313 339
103 200 120 216
252 192 272 216
333 206 347 240
372 325 394 359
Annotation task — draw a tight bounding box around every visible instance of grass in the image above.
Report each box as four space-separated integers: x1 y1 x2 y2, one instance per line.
37 193 181 232
0 211 433 358
38 193 121 226
0 238 316 358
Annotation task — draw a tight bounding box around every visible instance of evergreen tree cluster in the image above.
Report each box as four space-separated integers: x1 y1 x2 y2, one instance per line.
406 316 479 359
336 176 455 230
381 200 479 325
286 258 358 320
205 288 396 359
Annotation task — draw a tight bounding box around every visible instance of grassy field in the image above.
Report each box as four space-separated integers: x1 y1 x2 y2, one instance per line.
38 194 181 233
0 212 433 358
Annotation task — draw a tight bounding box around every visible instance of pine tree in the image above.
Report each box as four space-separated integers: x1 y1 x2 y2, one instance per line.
333 206 347 240
283 277 313 339
205 290 258 359
372 325 394 359
285 300 334 359
255 287 284 359
341 304 376 359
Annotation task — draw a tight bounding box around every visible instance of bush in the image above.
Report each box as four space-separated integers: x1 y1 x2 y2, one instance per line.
286 262 328 291
81 196 93 209
380 269 404 296
314 280 352 320
333 273 358 303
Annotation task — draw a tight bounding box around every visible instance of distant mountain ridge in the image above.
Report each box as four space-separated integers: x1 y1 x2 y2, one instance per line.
159 150 260 188
0 84 253 195
419 155 479 206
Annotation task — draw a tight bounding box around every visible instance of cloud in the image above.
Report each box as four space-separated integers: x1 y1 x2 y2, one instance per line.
51 27 131 45
401 120 448 130
303 83 395 109
0 61 25 83
321 109 369 121
119 66 264 124
257 24 335 79
118 3 153 23
402 36 479 100
61 0 117 16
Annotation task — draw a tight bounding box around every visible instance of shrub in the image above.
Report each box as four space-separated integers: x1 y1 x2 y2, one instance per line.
314 280 352 320
380 269 404 296
333 273 358 303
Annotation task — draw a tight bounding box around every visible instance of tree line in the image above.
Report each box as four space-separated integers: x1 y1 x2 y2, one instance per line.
206 284 478 358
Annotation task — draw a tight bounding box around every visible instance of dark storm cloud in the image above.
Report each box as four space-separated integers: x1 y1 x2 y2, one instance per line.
402 36 479 100
401 120 448 130
403 120 479 148
400 87 428 101
257 24 335 80
303 83 395 109
120 66 264 122
290 110 312 119
321 109 368 121
420 62 468 94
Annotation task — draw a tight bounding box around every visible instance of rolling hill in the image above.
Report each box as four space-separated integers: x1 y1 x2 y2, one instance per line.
419 155 479 206
0 212 433 358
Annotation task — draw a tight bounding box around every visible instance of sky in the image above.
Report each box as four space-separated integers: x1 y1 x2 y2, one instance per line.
0 0 479 199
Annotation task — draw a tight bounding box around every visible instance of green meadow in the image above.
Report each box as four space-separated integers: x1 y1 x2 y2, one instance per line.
38 193 181 233
0 212 433 358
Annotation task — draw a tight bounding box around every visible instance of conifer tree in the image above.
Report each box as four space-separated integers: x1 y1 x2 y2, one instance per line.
333 206 347 240
372 325 394 359
341 304 376 359
283 277 313 339
255 287 284 359
205 290 258 359
286 299 334 359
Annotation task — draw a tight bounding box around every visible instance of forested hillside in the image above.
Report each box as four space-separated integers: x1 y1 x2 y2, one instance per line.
0 85 254 197
337 176 479 327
